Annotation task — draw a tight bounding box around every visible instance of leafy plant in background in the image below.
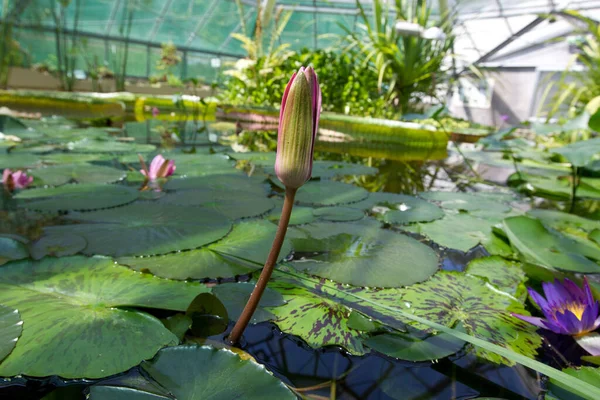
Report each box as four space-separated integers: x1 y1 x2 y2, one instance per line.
342 0 454 115
48 0 81 91
111 0 141 92
0 0 32 89
79 39 114 92
543 12 600 119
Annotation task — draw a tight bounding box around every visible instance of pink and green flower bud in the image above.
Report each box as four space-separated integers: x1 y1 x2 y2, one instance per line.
275 66 321 189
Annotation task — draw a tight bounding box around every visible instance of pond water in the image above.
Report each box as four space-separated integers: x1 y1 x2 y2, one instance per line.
0 114 597 399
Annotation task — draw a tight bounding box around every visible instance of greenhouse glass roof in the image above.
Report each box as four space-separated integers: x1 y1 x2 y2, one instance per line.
3 0 600 68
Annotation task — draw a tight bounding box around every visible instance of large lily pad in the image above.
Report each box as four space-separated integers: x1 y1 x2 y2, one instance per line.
289 221 438 287
14 184 139 211
528 209 600 235
165 173 268 196
101 346 294 400
0 305 22 363
0 153 40 169
352 192 444 225
0 256 209 378
511 173 600 200
551 138 600 167
29 234 87 260
466 256 527 298
44 203 232 257
398 270 541 364
69 138 156 153
419 192 511 213
213 282 285 324
118 220 290 279
31 164 126 186
292 181 369 206
164 153 236 177
502 216 600 273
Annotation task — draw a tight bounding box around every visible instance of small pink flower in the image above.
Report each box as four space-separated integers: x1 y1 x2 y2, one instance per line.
152 107 160 117
139 154 175 181
2 169 33 191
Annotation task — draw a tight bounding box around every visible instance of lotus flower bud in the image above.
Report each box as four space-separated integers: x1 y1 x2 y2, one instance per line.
275 66 321 189
2 169 33 192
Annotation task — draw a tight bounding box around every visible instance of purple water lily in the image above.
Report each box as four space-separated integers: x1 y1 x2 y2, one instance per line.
512 277 600 336
274 66 321 189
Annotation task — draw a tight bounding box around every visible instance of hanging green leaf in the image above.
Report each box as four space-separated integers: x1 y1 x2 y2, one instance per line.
0 256 209 378
289 221 438 287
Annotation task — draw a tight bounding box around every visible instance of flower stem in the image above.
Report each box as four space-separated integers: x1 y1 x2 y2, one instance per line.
227 186 297 345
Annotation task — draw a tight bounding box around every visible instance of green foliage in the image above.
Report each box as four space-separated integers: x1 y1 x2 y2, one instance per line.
342 0 454 114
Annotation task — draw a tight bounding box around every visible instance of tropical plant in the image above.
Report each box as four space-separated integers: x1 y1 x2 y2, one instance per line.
342 0 454 115
0 0 32 89
48 0 82 91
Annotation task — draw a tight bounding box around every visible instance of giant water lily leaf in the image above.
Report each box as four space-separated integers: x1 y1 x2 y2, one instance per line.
398 271 541 364
502 216 600 273
91 346 295 400
419 192 511 213
165 173 268 195
213 282 285 324
365 327 465 362
466 256 527 299
551 138 600 167
14 184 139 211
31 164 126 186
289 221 438 288
158 189 275 220
44 203 232 257
292 181 369 206
0 305 22 363
406 213 500 253
118 220 290 279
0 256 210 378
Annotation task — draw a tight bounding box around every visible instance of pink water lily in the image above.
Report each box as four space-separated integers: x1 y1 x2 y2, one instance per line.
2 169 33 191
274 66 321 189
512 277 600 336
139 154 175 181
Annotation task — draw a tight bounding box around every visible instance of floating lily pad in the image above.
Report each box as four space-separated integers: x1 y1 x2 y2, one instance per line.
502 216 600 273
268 275 366 355
161 314 192 341
213 282 285 324
14 184 139 211
419 191 511 213
69 138 156 153
166 153 236 177
398 271 541 365
41 153 108 165
405 213 497 252
0 236 29 263
466 256 527 298
44 203 232 257
158 189 275 220
267 203 316 225
127 346 295 400
312 206 364 222
551 137 600 167
0 153 40 169
118 220 290 279
0 305 22 363
165 173 268 196
528 209 600 235
31 164 126 186
365 327 465 361
29 234 87 260
511 173 600 200
353 192 445 225
292 181 369 206
0 256 209 378
289 221 438 288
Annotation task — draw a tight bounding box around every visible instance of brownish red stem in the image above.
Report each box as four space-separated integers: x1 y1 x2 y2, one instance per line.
227 186 297 345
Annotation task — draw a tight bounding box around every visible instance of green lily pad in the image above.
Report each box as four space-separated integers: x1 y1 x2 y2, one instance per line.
0 153 40 169
0 236 29 263
165 174 268 196
551 138 600 167
292 181 369 206
165 153 236 177
312 206 365 222
398 271 541 365
528 209 600 235
0 256 209 378
419 192 511 213
132 346 295 400
502 216 600 273
44 203 232 257
158 189 275 220
118 220 290 279
268 275 367 355
29 234 87 260
289 221 438 288
41 153 108 164
31 164 126 186
267 203 316 226
69 139 156 153
466 256 527 298
511 173 600 200
213 282 285 324
14 184 139 211
365 327 465 361
0 305 22 363
352 192 444 225
161 314 192 341
406 213 498 252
